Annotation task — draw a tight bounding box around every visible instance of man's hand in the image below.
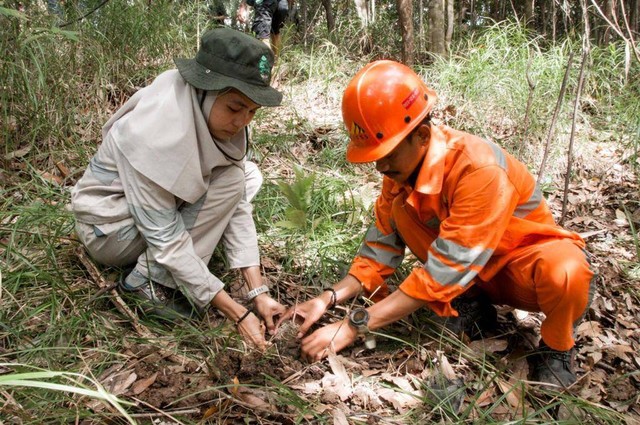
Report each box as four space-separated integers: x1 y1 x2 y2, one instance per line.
277 296 330 339
253 294 286 335
236 311 267 350
300 320 358 362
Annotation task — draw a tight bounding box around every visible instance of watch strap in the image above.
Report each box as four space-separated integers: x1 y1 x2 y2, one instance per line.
246 284 269 301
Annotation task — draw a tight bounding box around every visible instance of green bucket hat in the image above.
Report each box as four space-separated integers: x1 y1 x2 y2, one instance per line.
174 28 282 107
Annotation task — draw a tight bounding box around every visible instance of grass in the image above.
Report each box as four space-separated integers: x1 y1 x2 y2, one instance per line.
1 2 639 423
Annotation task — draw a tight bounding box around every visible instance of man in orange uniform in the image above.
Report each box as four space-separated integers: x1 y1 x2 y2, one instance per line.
280 60 595 389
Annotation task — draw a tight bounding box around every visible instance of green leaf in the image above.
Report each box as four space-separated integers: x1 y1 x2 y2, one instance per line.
0 6 28 19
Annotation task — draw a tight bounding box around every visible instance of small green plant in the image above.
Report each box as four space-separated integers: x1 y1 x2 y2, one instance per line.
275 164 320 232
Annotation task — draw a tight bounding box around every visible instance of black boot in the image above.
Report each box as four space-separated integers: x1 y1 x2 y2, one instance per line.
530 343 577 389
428 295 498 339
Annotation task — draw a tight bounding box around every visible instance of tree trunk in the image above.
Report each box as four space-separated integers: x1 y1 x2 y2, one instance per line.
470 0 476 27
540 0 547 36
355 0 369 27
300 0 308 43
631 0 639 36
602 0 614 44
492 0 501 21
525 0 535 27
371 0 376 23
446 0 454 54
320 0 335 34
428 0 446 57
552 0 557 42
396 0 415 65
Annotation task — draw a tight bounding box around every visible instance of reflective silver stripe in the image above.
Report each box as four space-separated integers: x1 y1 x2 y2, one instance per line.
357 225 405 268
514 184 543 218
425 238 493 286
485 139 507 171
129 204 186 246
89 156 119 185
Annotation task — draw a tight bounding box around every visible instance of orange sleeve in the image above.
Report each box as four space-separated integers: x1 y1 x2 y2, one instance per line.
349 178 404 302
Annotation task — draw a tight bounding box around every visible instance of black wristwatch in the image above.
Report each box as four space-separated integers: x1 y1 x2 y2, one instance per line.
348 308 376 349
348 308 370 333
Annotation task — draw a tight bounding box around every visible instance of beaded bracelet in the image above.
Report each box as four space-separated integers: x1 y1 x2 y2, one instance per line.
235 310 251 326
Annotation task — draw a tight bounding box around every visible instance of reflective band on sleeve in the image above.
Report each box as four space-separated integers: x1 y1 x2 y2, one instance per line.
513 184 543 218
357 225 405 268
485 139 507 171
426 238 493 286
89 156 119 185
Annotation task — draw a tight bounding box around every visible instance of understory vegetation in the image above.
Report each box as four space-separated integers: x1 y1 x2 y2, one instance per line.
1 1 639 424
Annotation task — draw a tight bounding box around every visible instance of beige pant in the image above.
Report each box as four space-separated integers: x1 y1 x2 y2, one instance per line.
76 162 262 290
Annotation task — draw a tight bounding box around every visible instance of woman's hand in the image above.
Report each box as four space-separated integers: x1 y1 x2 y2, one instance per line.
300 320 358 362
236 311 267 350
211 290 267 350
277 296 331 339
253 294 286 335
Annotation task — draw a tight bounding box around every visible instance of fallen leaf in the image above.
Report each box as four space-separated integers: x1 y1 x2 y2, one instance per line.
586 351 603 367
104 370 137 396
378 387 422 413
131 372 157 395
322 372 352 401
333 408 349 425
436 351 457 380
496 379 522 409
576 320 602 339
202 403 220 419
328 352 351 388
235 386 272 409
614 209 628 226
475 386 495 407
39 171 63 185
362 369 381 377
55 161 70 177
469 338 509 353
5 145 31 160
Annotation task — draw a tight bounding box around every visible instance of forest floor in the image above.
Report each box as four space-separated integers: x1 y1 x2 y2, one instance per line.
71 71 640 425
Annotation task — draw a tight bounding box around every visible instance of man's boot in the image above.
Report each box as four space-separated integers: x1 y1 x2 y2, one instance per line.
426 294 498 339
530 343 577 389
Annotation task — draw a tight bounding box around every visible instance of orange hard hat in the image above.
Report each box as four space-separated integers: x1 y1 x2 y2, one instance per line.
342 60 438 163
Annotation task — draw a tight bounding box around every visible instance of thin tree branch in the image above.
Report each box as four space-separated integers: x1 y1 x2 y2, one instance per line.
561 49 589 225
537 50 575 186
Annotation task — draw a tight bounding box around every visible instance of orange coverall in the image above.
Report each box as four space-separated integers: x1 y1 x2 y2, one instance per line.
349 125 595 351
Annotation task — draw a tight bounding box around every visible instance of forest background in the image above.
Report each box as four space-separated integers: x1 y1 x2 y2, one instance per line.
1 0 639 423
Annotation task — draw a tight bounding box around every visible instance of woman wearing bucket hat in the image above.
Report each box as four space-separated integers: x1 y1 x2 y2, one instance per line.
71 28 285 349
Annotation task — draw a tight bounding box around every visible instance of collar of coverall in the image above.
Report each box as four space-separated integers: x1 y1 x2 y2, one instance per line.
393 124 447 196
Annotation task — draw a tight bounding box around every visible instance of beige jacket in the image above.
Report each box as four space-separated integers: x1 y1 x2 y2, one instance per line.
71 70 259 308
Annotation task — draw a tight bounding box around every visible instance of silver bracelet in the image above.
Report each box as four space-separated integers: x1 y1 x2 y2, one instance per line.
246 284 269 301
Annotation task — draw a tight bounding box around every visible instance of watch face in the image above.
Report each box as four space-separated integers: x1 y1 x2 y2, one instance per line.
350 308 369 326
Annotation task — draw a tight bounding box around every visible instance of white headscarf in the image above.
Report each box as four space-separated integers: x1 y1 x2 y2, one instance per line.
102 69 247 204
